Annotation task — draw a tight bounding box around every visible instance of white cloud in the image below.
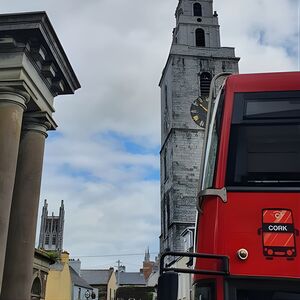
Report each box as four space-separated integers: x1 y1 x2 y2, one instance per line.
216 0 298 72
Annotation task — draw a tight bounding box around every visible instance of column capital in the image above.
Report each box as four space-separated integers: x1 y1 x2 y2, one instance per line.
23 112 58 138
0 87 30 110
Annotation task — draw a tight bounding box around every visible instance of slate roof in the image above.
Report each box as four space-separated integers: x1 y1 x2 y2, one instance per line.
49 261 64 271
69 266 93 289
81 269 113 286
118 272 146 286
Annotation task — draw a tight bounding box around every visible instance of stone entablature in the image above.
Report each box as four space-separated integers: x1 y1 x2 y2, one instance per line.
0 12 80 119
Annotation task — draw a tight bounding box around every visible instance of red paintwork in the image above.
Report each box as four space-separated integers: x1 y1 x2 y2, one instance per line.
194 72 300 289
263 232 295 247
263 209 292 224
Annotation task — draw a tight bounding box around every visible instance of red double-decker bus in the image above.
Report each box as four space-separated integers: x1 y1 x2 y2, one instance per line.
158 72 300 300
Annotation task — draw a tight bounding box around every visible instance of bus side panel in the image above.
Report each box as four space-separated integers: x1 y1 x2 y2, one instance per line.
210 73 300 279
221 192 300 278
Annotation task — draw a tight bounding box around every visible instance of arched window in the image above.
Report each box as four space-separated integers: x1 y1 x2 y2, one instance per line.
193 3 202 16
195 28 205 47
200 72 212 97
31 277 42 300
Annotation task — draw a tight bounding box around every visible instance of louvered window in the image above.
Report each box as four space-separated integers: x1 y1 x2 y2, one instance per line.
195 28 205 47
193 3 202 16
200 72 212 97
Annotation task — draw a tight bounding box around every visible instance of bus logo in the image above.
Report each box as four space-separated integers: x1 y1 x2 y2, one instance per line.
262 209 296 257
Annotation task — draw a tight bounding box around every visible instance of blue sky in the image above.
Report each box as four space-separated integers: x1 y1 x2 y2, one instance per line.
0 0 298 271
53 131 160 183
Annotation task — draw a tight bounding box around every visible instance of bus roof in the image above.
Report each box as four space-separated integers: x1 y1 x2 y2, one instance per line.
226 72 300 93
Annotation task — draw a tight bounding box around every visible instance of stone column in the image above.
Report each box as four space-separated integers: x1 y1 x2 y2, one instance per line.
0 88 28 293
0 115 49 300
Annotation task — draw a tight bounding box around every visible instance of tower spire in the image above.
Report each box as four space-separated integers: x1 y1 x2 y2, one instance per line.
144 247 150 262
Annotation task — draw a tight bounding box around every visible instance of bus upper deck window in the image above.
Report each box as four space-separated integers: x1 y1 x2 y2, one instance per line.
245 99 300 119
226 91 300 188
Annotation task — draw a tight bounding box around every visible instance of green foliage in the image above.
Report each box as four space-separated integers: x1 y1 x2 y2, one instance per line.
146 292 155 300
45 250 59 262
116 287 156 300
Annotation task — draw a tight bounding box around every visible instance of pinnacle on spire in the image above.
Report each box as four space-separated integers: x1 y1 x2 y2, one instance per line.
144 247 150 262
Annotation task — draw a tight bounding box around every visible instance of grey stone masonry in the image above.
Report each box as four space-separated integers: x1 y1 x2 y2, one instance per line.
160 0 239 253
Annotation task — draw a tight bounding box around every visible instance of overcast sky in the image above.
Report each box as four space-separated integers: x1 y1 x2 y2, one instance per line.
1 0 298 271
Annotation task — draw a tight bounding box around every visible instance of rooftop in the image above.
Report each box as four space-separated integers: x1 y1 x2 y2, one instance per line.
81 268 114 285
118 272 146 286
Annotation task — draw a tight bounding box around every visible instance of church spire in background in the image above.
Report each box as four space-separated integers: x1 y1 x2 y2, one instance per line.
38 200 65 252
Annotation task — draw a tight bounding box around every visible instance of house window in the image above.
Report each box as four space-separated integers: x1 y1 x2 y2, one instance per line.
200 72 212 97
31 277 42 299
182 228 195 252
195 28 205 47
193 3 202 16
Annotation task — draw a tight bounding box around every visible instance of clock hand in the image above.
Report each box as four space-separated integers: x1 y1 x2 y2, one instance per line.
199 103 208 112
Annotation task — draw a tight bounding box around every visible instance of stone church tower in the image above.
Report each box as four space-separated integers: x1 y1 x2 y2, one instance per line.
159 0 239 253
38 200 65 252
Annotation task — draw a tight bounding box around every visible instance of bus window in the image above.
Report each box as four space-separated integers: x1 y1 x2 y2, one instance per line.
201 92 225 190
236 290 300 300
226 91 300 188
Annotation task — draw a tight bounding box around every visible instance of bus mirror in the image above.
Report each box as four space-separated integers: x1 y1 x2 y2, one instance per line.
157 272 178 300
197 187 227 211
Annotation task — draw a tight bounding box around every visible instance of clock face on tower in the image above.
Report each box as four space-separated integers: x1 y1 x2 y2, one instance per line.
190 97 208 128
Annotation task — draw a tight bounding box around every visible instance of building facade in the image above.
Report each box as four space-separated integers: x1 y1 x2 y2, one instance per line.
38 200 65 252
80 267 116 300
159 0 239 253
46 252 96 300
32 249 55 300
0 12 80 300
